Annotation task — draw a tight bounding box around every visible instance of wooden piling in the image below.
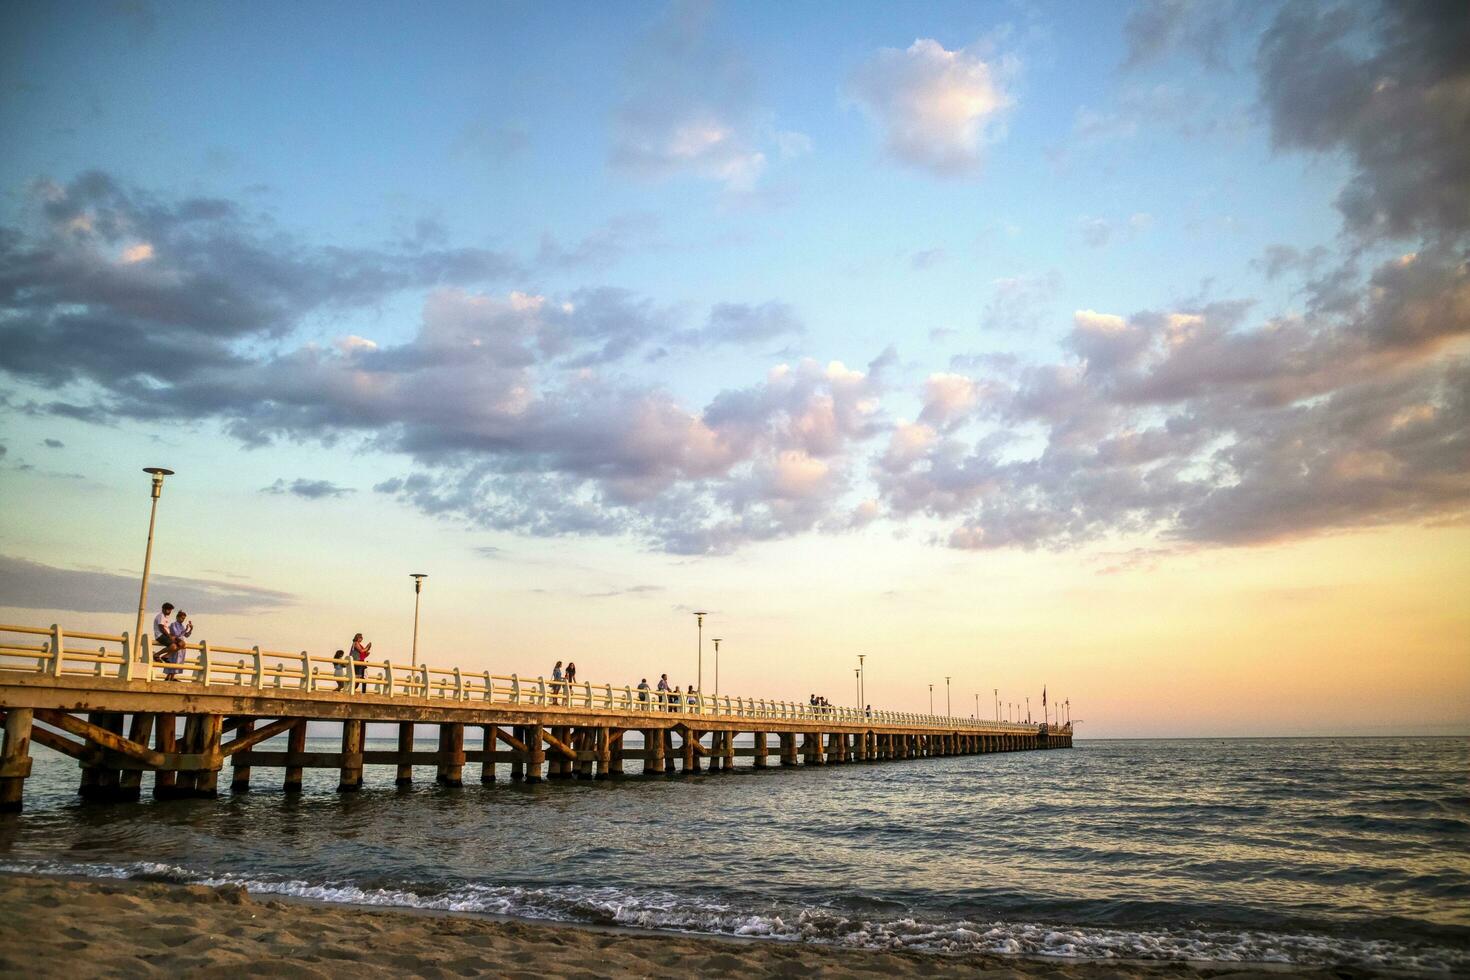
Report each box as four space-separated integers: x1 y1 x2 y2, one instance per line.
153 714 179 798
0 707 33 812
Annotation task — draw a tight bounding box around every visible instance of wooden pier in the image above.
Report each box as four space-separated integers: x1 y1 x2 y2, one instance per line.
0 623 1071 811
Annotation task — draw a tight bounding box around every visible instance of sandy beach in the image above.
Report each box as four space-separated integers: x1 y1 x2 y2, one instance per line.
0 873 1377 979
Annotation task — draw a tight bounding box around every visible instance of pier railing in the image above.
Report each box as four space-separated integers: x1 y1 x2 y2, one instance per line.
0 622 1049 733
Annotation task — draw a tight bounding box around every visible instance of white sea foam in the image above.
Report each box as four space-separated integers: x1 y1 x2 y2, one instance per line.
3 859 1466 973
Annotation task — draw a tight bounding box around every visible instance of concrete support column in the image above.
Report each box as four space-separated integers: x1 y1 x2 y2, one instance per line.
525 724 545 783
395 722 415 786
338 719 364 792
608 729 625 777
0 708 33 813
154 714 179 798
194 714 223 797
436 723 464 787
283 720 306 792
780 732 797 767
229 718 253 793
510 726 525 782
120 712 155 801
481 725 497 784
752 731 768 768
682 729 699 773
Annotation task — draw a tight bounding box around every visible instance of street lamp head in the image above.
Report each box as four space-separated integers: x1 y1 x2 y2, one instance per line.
143 466 174 498
410 572 427 593
711 638 722 649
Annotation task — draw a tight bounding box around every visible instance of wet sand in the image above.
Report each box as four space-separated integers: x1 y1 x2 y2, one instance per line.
0 873 1371 978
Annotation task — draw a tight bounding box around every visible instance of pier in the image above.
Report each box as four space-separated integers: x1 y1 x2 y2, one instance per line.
0 622 1071 811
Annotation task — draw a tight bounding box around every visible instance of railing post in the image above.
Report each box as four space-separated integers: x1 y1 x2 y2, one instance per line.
605 683 613 709
120 631 135 681
199 640 211 685
483 670 493 701
511 673 520 704
384 659 394 696
420 665 430 699
252 646 264 688
537 676 546 705
48 625 65 676
454 667 464 700
300 651 313 691
583 681 592 709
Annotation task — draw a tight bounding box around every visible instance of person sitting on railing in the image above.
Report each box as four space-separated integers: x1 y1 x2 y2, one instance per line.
152 602 175 663
351 633 372 691
685 684 696 712
163 609 191 680
551 660 564 705
333 649 352 691
637 678 650 705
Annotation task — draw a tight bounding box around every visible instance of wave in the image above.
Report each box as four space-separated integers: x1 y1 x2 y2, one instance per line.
3 858 1467 973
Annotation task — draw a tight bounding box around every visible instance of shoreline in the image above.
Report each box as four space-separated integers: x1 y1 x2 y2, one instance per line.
0 872 1384 978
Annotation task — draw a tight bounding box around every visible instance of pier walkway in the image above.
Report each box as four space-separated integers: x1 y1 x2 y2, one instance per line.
0 622 1071 811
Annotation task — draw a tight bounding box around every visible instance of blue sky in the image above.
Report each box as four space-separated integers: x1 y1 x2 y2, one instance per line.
1 1 1466 735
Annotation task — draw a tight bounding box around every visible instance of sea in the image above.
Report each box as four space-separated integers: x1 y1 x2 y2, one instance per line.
2 734 1467 972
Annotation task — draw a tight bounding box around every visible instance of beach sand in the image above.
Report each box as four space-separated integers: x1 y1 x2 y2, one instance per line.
0 873 1365 979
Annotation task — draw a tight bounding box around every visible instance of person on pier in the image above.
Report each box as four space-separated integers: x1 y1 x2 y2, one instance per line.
351 633 372 692
565 661 578 699
152 602 175 663
637 678 651 705
163 608 191 680
656 673 670 711
551 660 564 705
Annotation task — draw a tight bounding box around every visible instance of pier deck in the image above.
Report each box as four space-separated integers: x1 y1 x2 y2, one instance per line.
0 622 1071 810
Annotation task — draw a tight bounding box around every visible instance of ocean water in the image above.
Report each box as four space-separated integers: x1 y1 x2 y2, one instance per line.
2 735 1467 971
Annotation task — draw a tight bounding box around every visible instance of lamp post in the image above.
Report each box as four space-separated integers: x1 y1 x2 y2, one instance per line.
928 683 934 715
410 573 428 667
945 676 951 717
854 667 861 708
994 688 998 722
693 611 707 695
857 653 866 710
712 638 722 697
974 693 979 718
132 467 174 661
1026 696 1031 724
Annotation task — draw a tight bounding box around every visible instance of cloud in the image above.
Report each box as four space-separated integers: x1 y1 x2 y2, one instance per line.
0 553 295 615
848 38 1014 177
1257 1 1470 242
910 247 946 269
1123 0 1241 69
671 301 803 349
981 271 1062 332
0 173 897 556
608 1 793 191
42 438 63 448
878 245 1470 551
535 213 661 271
261 478 355 499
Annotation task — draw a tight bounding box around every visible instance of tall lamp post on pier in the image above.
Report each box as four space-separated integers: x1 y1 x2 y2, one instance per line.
1026 696 1031 724
974 693 979 718
693 611 707 695
857 653 866 710
994 688 998 722
928 683 934 715
410 573 428 667
854 667 861 708
132 466 174 662
945 676 951 717
712 638 722 696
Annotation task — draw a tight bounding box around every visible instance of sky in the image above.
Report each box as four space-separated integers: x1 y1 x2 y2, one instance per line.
0 0 1466 738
